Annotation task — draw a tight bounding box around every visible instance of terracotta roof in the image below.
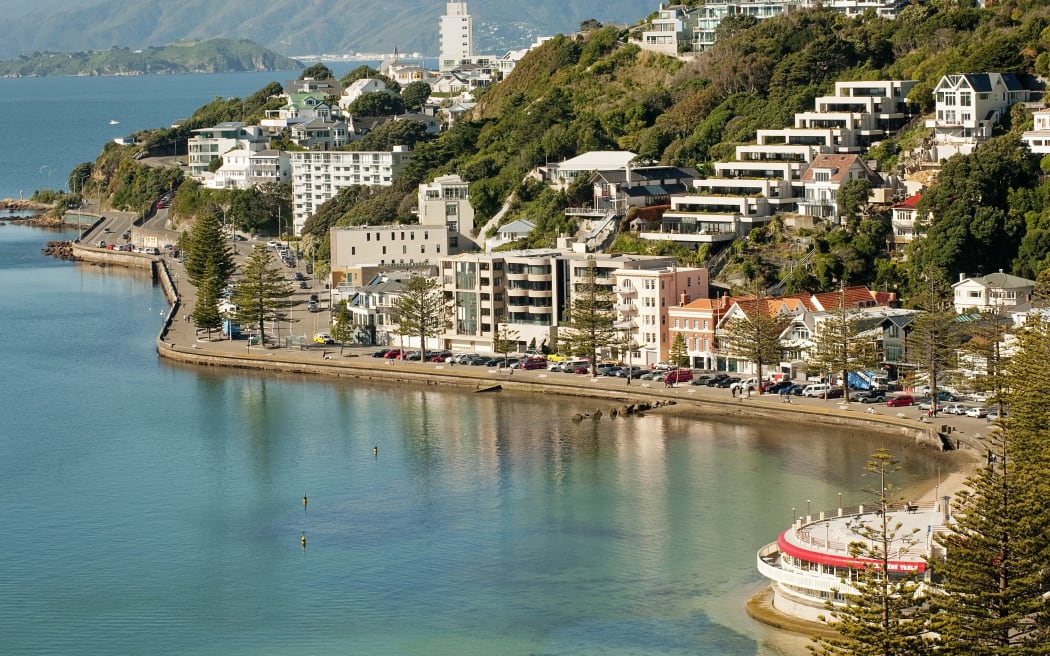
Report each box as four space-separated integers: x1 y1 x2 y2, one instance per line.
800 153 879 185
893 193 921 210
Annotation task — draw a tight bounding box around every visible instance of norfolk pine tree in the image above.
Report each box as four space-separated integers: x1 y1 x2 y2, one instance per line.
807 287 880 400
669 332 689 368
183 205 235 290
930 317 1050 653
192 258 224 339
810 449 935 656
560 257 618 376
393 275 446 357
492 319 519 369
907 267 963 415
722 294 784 394
330 301 354 354
231 245 292 344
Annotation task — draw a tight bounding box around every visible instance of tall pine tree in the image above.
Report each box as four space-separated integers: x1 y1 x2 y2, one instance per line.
931 316 1050 653
560 257 618 376
811 449 935 656
722 294 784 393
231 245 292 345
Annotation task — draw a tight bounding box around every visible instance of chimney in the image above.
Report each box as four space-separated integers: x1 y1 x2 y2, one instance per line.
959 273 966 282
680 292 690 306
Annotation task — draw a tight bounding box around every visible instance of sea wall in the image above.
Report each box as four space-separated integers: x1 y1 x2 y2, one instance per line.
73 244 946 452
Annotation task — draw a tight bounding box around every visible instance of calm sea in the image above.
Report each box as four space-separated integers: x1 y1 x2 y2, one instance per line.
0 74 943 655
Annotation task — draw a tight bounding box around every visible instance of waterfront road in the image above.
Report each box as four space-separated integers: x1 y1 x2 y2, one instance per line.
153 246 999 455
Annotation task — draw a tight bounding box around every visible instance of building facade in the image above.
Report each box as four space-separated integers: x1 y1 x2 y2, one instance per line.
289 146 412 234
440 2 473 71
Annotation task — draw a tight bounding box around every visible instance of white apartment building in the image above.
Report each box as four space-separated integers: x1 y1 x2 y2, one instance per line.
693 0 907 51
439 250 680 355
638 4 701 56
338 79 393 111
289 146 412 234
205 149 290 190
187 122 269 176
331 224 451 270
1022 108 1050 154
440 2 473 71
614 264 709 366
926 73 1033 157
418 174 476 250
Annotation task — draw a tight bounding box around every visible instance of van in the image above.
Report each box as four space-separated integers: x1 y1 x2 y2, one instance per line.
557 359 590 373
802 383 831 397
663 369 693 384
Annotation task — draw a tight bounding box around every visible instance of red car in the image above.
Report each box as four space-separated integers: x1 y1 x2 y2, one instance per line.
886 395 915 407
384 349 404 359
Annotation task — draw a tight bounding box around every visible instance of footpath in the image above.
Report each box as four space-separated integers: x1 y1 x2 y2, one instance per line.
68 235 994 460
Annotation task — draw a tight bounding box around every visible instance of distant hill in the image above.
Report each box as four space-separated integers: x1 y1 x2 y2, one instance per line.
0 0 654 60
0 39 303 77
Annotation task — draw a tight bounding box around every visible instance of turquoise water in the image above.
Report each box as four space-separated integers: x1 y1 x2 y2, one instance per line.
0 225 944 655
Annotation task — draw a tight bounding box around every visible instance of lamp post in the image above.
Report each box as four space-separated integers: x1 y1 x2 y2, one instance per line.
792 507 796 526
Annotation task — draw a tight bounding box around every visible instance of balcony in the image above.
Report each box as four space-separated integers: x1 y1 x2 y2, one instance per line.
617 287 637 298
616 303 638 314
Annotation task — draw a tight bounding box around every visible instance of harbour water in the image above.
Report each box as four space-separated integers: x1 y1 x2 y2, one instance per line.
0 73 946 655
0 225 946 655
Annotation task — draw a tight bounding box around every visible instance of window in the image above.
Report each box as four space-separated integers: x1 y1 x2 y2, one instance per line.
673 319 679 328
382 246 387 255
351 247 356 256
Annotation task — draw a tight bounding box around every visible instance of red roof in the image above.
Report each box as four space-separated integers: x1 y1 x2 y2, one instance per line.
893 193 921 210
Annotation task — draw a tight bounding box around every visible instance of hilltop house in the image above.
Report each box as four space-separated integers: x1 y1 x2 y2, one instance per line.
926 73 1035 158
952 271 1035 315
796 153 884 223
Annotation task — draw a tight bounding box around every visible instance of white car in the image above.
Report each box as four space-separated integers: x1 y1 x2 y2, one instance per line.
942 404 969 415
970 391 992 403
965 407 988 418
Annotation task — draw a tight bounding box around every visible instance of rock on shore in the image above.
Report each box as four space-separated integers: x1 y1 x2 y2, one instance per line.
1 199 52 211
42 240 76 260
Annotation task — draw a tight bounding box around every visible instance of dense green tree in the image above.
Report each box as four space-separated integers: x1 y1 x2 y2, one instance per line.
330 301 354 354
357 120 428 151
299 63 334 80
909 134 1038 281
183 205 235 291
906 267 964 414
837 178 873 230
721 294 785 393
811 450 935 656
345 91 405 117
492 321 520 369
958 305 1013 412
392 275 447 355
559 257 618 375
192 259 224 339
231 245 293 345
931 318 1050 652
400 81 432 111
669 332 689 368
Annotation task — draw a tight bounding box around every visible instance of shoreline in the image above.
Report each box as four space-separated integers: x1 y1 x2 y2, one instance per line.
73 240 985 641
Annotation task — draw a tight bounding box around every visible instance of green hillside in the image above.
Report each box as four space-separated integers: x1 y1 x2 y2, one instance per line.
86 1 1050 299
0 39 302 77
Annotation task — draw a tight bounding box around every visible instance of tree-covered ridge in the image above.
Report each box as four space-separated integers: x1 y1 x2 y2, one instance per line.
0 39 302 77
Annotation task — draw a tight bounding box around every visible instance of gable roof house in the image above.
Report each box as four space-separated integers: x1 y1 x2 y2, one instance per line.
338 78 395 111
952 271 1035 315
889 192 921 253
925 73 1035 159
796 153 883 223
290 118 349 150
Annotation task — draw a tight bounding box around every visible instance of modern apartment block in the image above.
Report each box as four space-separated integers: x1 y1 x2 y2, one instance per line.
440 2 473 71
289 146 412 234
692 0 909 51
646 79 913 239
439 250 684 356
187 122 269 176
418 174 477 251
613 264 709 366
204 148 290 190
637 4 701 56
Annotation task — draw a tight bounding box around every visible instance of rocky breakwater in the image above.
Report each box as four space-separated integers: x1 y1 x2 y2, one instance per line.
42 240 76 260
1 199 52 212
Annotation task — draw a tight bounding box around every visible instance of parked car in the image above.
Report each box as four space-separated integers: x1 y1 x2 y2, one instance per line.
313 333 334 345
384 349 403 359
521 358 548 370
371 349 391 358
942 404 969 415
307 300 318 312
824 386 845 399
691 375 712 386
785 384 806 396
662 369 694 384
294 272 305 281
987 409 1008 421
965 406 989 418
299 281 308 289
969 391 992 403
851 390 886 403
801 383 831 398
886 395 915 407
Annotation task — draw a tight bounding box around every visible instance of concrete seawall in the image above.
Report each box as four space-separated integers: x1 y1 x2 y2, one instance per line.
62 243 948 452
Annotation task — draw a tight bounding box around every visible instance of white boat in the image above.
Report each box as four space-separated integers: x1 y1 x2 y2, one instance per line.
109 119 120 125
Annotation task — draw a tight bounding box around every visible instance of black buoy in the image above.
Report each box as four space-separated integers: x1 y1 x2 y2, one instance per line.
301 531 307 548
303 494 308 508
374 445 378 457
